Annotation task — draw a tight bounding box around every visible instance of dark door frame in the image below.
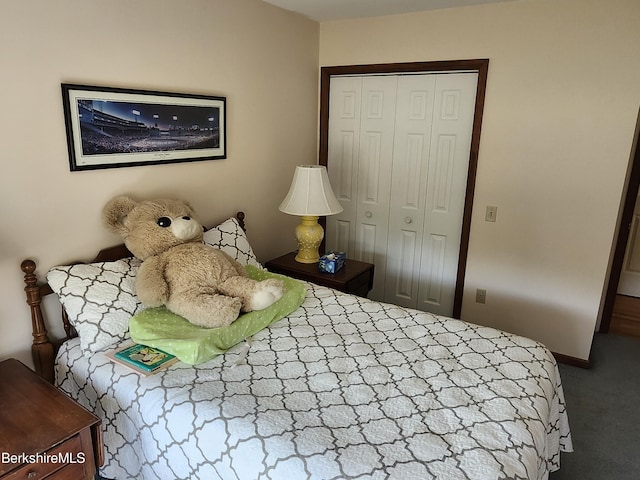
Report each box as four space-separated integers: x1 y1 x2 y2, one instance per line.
318 59 489 318
599 108 640 333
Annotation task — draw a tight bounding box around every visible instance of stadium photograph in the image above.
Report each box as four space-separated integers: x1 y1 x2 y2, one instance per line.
62 84 226 170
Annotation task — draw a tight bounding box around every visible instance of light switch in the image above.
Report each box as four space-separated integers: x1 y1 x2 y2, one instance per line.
485 206 497 222
476 289 487 304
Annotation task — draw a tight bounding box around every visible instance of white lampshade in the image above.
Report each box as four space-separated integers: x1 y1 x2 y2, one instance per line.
279 165 343 216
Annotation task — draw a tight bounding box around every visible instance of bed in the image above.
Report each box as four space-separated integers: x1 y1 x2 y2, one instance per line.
21 211 572 480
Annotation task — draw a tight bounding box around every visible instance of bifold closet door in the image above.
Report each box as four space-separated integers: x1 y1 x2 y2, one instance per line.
326 72 477 316
326 75 397 297
383 74 436 308
386 73 477 315
325 75 362 256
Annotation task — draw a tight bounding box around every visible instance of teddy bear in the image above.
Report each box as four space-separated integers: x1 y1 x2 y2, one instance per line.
102 195 284 328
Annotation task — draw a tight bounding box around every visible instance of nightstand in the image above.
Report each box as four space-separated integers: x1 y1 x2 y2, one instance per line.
0 358 102 480
265 252 374 297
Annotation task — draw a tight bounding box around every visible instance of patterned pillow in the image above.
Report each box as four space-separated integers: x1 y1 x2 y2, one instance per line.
203 217 262 268
47 258 143 354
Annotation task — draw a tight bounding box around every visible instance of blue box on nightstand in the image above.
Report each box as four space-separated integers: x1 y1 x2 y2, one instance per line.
318 251 346 273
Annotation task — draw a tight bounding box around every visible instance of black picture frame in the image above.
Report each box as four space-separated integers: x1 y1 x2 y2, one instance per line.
61 83 226 171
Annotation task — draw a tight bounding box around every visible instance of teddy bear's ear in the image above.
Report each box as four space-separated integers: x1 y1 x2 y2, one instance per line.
102 195 137 235
182 200 197 216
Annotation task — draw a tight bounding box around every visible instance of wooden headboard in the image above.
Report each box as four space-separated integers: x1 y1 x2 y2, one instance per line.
21 211 246 384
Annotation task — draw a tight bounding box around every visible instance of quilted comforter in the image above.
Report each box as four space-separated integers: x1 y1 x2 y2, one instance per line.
56 281 572 480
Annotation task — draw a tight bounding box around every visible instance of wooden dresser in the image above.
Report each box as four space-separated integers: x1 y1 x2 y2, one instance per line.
0 359 102 480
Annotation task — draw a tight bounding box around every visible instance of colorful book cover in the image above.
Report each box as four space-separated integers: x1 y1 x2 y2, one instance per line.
112 343 177 373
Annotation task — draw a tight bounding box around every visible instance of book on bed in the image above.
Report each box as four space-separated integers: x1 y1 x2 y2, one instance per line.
106 343 178 376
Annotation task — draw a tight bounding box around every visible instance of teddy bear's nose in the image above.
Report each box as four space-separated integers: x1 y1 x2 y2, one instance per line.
172 216 201 240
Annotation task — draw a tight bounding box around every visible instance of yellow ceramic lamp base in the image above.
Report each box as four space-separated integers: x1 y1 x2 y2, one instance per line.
294 216 324 263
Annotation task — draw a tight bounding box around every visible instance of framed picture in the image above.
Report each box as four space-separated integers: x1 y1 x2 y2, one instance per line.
61 84 226 171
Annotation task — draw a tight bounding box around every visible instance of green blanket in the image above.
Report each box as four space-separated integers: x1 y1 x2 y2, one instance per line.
129 265 306 365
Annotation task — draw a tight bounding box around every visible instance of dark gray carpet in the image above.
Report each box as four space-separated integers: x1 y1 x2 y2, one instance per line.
550 333 640 479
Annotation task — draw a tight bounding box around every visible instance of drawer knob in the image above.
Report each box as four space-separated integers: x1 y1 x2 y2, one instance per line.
365 211 372 218
28 471 37 479
405 217 413 224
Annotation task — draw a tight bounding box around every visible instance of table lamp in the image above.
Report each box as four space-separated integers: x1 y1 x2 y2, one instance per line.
279 165 343 263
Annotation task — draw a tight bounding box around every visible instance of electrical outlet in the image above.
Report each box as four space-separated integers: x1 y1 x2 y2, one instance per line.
485 206 497 222
476 288 487 304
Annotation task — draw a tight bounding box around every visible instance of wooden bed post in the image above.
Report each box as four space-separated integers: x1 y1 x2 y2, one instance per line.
21 259 55 383
236 211 246 232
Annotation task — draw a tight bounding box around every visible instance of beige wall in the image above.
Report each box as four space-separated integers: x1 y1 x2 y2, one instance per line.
0 0 319 366
3 0 638 368
320 0 640 360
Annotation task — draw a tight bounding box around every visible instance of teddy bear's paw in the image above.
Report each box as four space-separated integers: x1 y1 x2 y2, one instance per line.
213 302 244 327
248 279 285 311
172 296 242 328
262 279 285 301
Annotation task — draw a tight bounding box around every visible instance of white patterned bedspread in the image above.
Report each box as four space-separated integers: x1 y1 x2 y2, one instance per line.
56 281 572 480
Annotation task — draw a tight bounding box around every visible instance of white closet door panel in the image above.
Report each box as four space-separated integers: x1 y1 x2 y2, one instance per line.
357 77 396 210
355 76 397 300
361 132 385 202
332 219 352 255
326 76 362 256
420 234 447 306
333 131 357 202
417 73 478 315
389 228 420 302
385 75 435 308
359 223 378 264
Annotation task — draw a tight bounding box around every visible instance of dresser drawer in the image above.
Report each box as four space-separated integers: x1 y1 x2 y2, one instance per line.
42 462 85 480
3 434 88 480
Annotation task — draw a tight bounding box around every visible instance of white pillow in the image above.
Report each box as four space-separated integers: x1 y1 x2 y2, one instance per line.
203 216 262 268
47 258 143 354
